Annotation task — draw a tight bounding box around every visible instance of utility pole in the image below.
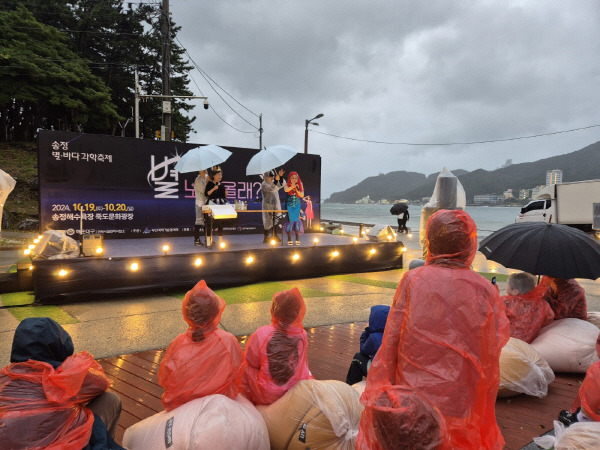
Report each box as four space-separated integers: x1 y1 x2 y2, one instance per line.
134 68 140 138
161 0 171 141
259 114 263 149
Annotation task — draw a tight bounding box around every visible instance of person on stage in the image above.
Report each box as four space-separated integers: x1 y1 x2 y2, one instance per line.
193 169 208 246
261 169 284 244
204 166 227 248
283 171 304 246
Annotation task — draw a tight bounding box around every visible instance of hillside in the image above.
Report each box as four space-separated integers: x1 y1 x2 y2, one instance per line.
0 142 39 229
327 141 600 203
327 171 429 203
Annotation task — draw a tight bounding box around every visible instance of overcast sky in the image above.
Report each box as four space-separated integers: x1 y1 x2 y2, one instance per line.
170 1 600 199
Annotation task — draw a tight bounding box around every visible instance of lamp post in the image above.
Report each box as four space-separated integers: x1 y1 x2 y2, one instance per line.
304 113 324 154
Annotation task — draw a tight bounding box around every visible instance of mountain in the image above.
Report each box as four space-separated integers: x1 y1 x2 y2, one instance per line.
405 141 600 201
326 171 428 203
326 141 600 203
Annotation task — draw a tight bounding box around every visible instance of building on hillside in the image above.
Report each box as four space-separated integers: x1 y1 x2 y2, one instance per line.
355 196 371 204
531 185 546 198
503 189 513 199
546 169 563 186
474 194 504 205
519 188 531 200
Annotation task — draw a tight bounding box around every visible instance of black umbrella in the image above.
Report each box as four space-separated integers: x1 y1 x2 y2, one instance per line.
478 221 600 280
390 203 408 215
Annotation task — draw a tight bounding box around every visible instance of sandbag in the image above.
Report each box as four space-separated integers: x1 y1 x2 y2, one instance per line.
498 337 554 398
122 394 269 450
530 319 600 373
257 379 363 450
533 420 600 449
586 311 600 330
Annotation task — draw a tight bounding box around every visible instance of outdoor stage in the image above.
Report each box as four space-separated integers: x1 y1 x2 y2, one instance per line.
32 233 405 303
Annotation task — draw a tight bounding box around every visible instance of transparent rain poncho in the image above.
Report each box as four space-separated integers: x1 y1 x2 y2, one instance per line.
238 287 313 405
358 210 510 449
158 280 243 411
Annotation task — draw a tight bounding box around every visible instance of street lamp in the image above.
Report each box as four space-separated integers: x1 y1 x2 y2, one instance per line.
304 113 324 154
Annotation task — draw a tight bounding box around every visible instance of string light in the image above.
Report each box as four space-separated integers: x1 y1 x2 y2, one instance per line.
130 262 139 271
292 253 300 261
194 258 202 267
162 244 170 255
58 269 68 277
246 256 254 264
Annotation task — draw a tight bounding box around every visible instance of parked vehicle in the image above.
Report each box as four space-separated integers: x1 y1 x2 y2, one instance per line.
516 180 600 237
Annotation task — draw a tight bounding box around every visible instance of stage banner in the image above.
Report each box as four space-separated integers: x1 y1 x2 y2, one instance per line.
38 131 321 238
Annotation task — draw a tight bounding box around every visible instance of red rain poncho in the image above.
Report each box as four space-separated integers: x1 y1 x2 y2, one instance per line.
501 287 555 343
539 276 587 320
0 351 111 449
358 209 510 450
572 333 600 420
238 287 313 405
158 280 243 411
358 385 447 450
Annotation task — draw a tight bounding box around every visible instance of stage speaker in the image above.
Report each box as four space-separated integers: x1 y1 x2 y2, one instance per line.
366 224 396 242
81 234 104 257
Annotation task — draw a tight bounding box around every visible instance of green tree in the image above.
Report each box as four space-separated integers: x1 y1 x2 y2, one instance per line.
0 6 120 140
1 1 196 141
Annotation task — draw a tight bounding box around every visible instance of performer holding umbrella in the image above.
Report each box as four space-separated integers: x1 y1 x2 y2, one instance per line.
174 145 232 246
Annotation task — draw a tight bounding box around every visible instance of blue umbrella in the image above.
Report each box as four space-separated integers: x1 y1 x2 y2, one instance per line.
174 145 232 173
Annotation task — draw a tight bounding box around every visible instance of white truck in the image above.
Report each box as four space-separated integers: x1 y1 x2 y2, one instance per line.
516 179 600 237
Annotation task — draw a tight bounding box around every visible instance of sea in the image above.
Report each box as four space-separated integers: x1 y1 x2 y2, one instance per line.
320 203 521 250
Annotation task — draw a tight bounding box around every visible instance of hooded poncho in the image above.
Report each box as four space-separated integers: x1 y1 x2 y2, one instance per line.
238 287 313 405
539 276 587 320
0 317 112 449
501 287 555 343
357 209 510 449
158 280 243 411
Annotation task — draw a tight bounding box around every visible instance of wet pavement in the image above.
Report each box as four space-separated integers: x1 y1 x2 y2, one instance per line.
1 233 599 368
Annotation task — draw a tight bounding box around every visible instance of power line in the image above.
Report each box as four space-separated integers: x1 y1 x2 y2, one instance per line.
174 37 259 130
311 123 600 146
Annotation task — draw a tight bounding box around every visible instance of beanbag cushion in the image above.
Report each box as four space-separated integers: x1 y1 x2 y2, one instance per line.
257 379 363 450
123 394 269 450
530 319 600 373
498 337 554 398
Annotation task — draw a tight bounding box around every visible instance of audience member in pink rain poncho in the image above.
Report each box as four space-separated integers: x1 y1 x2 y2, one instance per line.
357 209 510 450
500 272 555 343
158 280 243 411
538 276 588 320
238 287 313 405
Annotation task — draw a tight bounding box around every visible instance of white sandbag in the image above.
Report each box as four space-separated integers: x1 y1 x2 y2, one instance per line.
498 337 555 398
257 379 363 450
586 311 600 330
534 420 600 449
123 394 269 450
530 319 600 373
352 380 366 396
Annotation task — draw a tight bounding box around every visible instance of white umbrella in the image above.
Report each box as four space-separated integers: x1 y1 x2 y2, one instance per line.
174 145 232 173
246 145 297 176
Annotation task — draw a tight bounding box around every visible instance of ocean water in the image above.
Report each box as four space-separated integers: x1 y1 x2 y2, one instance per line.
321 203 521 244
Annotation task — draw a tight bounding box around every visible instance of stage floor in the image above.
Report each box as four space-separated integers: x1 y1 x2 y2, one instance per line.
32 233 406 303
98 232 371 257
